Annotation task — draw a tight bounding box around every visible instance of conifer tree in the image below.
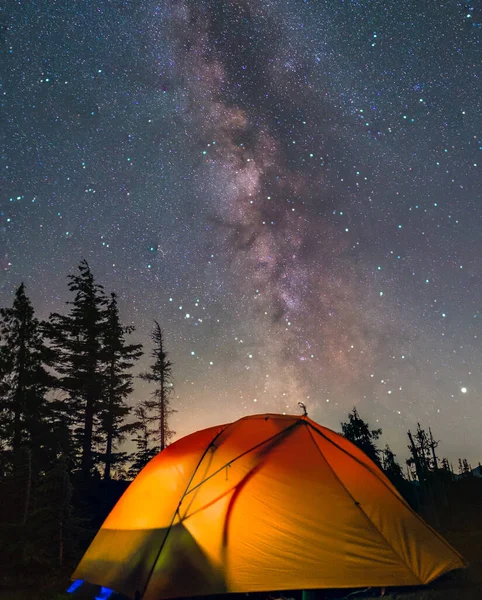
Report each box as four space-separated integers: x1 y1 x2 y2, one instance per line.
407 423 436 484
458 458 472 478
441 457 451 473
381 445 405 481
99 293 142 480
341 407 382 467
30 452 85 567
0 344 10 477
427 427 440 471
380 444 408 496
0 283 55 476
127 403 158 478
139 322 175 452
406 423 449 520
47 261 107 476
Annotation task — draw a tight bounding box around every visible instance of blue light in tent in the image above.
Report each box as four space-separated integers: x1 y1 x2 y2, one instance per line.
95 587 114 600
67 580 84 593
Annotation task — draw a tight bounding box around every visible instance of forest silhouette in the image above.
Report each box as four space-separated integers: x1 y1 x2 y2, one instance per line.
0 262 480 599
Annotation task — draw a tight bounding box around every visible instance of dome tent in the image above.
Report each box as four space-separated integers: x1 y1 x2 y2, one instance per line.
71 414 466 600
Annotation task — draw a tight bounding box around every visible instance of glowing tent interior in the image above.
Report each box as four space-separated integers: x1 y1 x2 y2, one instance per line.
71 413 466 600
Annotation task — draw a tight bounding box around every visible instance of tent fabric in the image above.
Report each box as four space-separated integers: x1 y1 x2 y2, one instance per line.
72 414 466 600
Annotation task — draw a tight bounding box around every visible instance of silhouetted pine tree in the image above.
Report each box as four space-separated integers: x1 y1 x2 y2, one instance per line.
380 444 417 505
458 458 472 478
406 423 449 522
0 344 10 479
47 261 107 477
381 445 405 485
99 293 143 480
28 453 79 567
406 423 440 486
0 283 55 477
139 322 176 452
0 446 34 569
341 407 382 467
127 403 158 479
441 457 454 480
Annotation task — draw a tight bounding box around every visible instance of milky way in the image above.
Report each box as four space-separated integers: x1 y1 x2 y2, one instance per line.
2 0 481 464
169 3 392 389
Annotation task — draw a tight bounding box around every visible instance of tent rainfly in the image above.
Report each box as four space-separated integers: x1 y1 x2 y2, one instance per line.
72 414 466 599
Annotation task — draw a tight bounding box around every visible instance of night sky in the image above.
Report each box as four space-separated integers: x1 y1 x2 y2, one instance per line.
2 1 481 466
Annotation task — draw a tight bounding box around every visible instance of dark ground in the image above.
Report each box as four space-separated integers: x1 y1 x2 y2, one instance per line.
1 478 481 600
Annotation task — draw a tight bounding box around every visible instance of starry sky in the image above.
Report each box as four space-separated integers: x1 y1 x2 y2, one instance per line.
2 0 481 466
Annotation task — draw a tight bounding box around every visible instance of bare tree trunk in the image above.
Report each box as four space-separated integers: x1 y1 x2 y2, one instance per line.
408 431 424 483
59 519 64 566
13 332 27 475
103 365 116 480
428 428 439 470
160 371 165 451
82 395 94 476
104 421 113 480
22 448 31 525
82 351 98 476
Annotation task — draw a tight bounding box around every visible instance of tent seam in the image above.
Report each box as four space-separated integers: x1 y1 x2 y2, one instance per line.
141 416 302 598
182 420 302 498
305 424 424 585
139 422 232 599
179 420 304 524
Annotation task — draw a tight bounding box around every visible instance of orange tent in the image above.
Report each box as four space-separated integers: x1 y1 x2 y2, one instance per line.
72 414 466 599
